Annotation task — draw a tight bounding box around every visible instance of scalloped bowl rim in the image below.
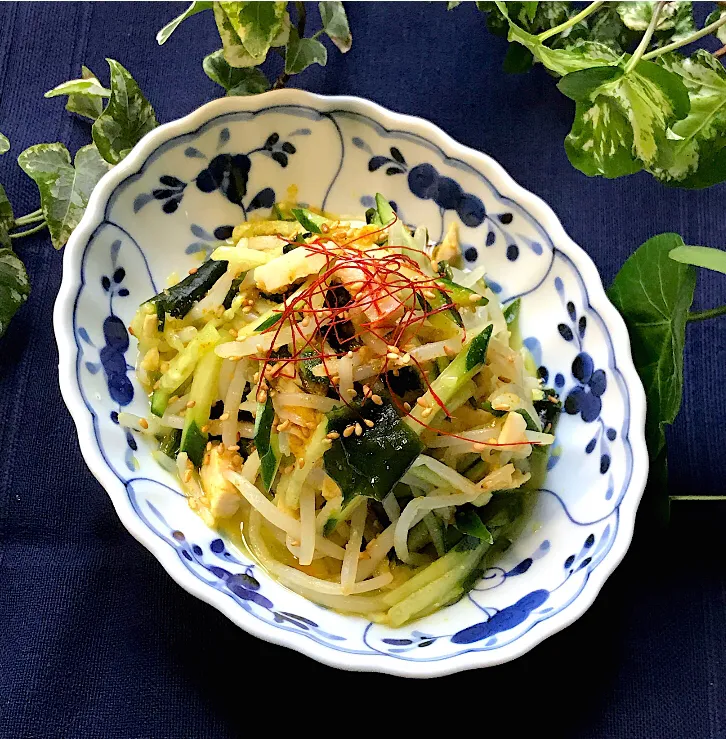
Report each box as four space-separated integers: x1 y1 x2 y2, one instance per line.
54 89 648 677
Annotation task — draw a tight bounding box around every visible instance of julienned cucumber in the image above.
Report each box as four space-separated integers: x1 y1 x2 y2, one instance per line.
406 324 493 432
148 258 228 326
180 347 223 466
384 535 491 627
150 322 221 417
291 207 330 235
435 277 488 309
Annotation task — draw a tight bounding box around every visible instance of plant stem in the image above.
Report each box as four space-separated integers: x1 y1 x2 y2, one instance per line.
687 305 726 322
9 221 47 239
670 495 726 501
716 45 726 59
642 11 726 61
537 1 605 42
624 1 665 73
15 208 43 226
272 0 307 91
14 210 44 227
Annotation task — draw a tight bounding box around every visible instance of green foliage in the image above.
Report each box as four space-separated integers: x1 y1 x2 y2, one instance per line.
452 0 726 188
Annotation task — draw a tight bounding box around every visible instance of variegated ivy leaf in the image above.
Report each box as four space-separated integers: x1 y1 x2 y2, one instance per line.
92 59 158 165
649 51 726 188
285 29 328 74
0 248 30 338
0 184 14 249
44 66 111 121
319 1 352 54
508 24 621 77
0 133 8 155
18 143 111 249
559 60 690 179
156 1 213 45
618 1 687 31
213 1 288 68
203 49 270 95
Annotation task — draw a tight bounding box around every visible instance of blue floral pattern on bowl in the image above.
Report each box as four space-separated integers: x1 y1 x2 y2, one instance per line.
55 92 647 677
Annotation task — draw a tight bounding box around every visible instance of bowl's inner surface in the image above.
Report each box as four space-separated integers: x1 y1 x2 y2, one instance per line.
71 102 633 665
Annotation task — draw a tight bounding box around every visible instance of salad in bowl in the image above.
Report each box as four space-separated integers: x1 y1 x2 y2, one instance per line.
55 90 647 676
124 197 560 626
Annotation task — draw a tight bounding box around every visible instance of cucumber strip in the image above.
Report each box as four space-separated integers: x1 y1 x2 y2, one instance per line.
254 395 281 492
375 193 396 225
384 535 488 606
150 322 220 417
436 277 488 309
386 538 490 626
180 347 223 466
322 496 365 537
233 220 302 239
504 297 523 349
159 428 181 459
406 324 493 432
423 513 446 557
291 207 330 234
147 258 228 321
286 420 329 509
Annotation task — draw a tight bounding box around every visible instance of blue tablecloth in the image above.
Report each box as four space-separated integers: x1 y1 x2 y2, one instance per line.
1 3 724 737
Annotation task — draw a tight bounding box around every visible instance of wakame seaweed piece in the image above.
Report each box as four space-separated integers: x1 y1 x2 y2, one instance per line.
454 504 494 543
321 284 359 351
323 398 424 505
534 388 562 433
222 273 245 310
385 366 423 397
299 349 330 395
254 394 281 492
148 258 229 319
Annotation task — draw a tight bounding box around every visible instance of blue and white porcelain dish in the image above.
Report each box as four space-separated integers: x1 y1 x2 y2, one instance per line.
54 90 648 677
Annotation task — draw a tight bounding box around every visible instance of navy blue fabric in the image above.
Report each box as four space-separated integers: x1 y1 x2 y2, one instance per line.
0 3 724 737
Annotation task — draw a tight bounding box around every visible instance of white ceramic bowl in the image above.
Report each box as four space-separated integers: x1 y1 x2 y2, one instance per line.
54 90 648 677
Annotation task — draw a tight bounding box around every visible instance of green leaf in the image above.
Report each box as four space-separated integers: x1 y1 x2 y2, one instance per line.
319 1 352 53
92 59 158 165
0 184 14 233
285 29 328 74
508 24 620 77
607 233 696 489
323 399 424 505
447 0 462 8
0 248 30 337
706 8 726 45
520 1 538 23
202 49 269 95
156 1 213 45
617 1 689 32
45 66 110 121
564 59 690 178
0 133 9 155
18 143 111 249
213 1 288 67
454 506 494 543
586 5 637 52
558 65 623 101
45 72 110 100
649 51 726 187
669 245 726 275
254 394 281 492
